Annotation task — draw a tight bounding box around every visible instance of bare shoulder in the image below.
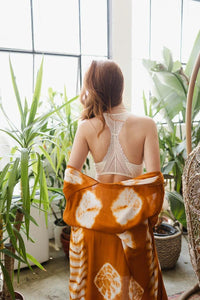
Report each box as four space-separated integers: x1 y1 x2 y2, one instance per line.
127 114 157 131
77 119 88 130
77 117 102 136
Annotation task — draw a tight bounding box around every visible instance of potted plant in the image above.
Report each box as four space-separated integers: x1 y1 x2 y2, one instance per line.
142 30 200 269
37 88 78 253
142 29 200 215
48 187 71 255
39 88 89 255
152 204 183 270
0 159 27 299
48 188 68 250
0 58 73 299
39 88 79 188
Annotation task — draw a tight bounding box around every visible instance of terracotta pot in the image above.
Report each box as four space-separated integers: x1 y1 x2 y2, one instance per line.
60 226 71 256
0 291 24 300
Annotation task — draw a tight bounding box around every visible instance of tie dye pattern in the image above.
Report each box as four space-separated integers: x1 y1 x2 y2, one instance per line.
63 166 167 299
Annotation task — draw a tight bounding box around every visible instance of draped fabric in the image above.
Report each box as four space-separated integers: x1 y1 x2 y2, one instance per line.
63 166 167 300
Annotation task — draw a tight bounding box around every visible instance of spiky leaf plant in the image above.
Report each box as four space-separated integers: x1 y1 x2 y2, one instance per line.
0 58 76 299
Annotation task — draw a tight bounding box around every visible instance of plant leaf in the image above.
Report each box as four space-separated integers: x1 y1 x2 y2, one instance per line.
39 163 49 226
162 161 175 175
162 47 173 72
0 260 15 299
9 57 25 130
39 145 57 173
0 129 23 148
185 30 200 77
166 191 187 228
6 158 20 222
21 148 30 236
27 58 43 126
24 97 29 124
0 247 26 264
26 253 46 271
13 228 28 263
156 71 186 97
30 153 41 200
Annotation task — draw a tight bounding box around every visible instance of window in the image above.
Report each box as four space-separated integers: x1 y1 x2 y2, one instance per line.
0 0 110 125
132 0 200 116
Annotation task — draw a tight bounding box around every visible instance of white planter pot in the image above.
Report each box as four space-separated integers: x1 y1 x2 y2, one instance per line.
14 205 49 269
54 220 66 250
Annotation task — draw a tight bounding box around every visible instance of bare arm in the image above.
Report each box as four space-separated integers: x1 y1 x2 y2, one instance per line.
68 121 89 171
143 118 160 173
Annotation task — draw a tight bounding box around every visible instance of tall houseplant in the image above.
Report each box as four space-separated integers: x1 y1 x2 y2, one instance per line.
39 88 90 253
39 88 79 251
0 58 74 299
0 159 22 299
0 159 41 299
40 87 79 190
142 30 200 229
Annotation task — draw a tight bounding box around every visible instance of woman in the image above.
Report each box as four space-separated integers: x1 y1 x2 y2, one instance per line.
63 60 167 299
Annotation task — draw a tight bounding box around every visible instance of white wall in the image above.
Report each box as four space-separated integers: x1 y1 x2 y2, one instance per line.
110 0 133 111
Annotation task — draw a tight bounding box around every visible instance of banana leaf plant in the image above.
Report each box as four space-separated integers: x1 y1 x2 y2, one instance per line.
143 30 200 129
165 191 187 229
0 58 77 299
142 30 200 228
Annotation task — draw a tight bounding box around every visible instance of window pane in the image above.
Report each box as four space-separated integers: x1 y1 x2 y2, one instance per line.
35 55 79 99
81 0 107 56
132 0 150 59
182 0 200 62
0 53 33 127
151 0 181 60
33 0 79 53
0 0 32 49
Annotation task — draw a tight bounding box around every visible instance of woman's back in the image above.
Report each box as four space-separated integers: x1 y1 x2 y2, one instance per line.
68 106 160 183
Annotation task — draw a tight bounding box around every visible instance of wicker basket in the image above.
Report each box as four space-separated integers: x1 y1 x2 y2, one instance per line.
154 226 182 270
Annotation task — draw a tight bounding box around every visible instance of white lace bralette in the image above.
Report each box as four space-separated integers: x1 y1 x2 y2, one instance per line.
94 112 143 178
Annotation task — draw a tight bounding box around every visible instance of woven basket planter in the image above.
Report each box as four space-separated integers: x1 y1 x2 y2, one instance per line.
154 223 182 270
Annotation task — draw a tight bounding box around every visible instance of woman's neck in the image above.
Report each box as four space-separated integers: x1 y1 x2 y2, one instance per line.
109 103 126 114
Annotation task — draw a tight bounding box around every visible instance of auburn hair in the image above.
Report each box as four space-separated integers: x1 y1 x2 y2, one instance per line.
80 60 124 135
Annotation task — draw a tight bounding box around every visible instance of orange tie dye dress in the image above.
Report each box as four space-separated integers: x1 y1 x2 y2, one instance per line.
63 166 167 300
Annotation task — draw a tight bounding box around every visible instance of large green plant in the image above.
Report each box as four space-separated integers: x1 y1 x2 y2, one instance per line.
0 159 41 299
39 88 79 189
39 88 91 226
143 30 200 129
39 88 91 225
0 58 73 299
142 30 200 228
